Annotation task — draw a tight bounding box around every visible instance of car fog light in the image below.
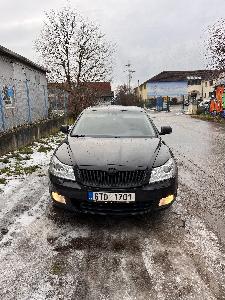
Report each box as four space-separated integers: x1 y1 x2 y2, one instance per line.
159 195 174 207
52 192 66 204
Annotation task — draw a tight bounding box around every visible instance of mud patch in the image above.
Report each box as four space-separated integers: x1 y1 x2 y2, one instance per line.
53 236 141 255
152 249 173 273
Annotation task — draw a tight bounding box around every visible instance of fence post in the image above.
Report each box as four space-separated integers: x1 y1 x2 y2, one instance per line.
25 79 32 123
0 86 6 131
167 96 170 112
182 95 185 111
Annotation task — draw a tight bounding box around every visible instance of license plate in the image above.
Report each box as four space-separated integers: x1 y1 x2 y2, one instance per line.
88 192 135 203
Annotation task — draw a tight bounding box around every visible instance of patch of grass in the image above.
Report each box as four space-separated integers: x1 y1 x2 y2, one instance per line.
13 164 40 176
24 165 40 174
12 164 24 176
0 178 6 185
4 153 31 164
51 261 65 275
0 167 11 175
37 145 53 153
11 153 24 161
37 139 46 144
0 158 9 164
23 155 31 160
19 146 34 155
2 163 40 177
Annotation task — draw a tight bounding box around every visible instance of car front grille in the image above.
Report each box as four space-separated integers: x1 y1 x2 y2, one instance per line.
77 169 148 188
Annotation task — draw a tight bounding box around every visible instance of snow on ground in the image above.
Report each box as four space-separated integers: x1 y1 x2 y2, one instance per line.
0 132 64 192
0 112 225 299
0 131 65 235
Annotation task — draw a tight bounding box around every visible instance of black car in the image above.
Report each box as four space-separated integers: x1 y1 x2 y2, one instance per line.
49 106 178 215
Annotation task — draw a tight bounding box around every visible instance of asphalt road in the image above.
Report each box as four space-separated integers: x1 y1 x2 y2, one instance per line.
0 107 225 300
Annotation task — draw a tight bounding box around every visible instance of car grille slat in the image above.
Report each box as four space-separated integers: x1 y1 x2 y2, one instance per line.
78 169 148 188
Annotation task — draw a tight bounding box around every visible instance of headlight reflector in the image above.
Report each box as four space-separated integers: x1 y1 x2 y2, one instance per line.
150 158 175 183
49 156 75 181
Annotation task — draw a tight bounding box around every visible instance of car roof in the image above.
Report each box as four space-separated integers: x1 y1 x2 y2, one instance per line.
84 105 145 113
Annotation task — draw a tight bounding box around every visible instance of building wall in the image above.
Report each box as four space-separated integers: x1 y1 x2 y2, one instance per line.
187 80 215 99
136 83 148 101
0 54 48 132
147 81 188 98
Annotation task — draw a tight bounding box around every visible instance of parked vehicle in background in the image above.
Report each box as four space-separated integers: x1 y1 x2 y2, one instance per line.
198 99 210 109
49 106 178 216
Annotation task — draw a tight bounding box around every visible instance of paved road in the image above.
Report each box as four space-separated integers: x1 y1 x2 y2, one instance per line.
0 108 225 300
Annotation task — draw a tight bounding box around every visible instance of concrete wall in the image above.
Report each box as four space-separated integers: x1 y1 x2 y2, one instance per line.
0 54 48 132
0 116 72 156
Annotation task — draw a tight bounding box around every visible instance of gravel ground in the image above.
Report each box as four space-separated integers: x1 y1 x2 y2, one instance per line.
0 108 224 300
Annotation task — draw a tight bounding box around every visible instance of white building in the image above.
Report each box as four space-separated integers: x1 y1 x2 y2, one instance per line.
0 45 48 132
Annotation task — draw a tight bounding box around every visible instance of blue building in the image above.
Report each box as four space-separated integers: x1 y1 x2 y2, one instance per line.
135 70 222 103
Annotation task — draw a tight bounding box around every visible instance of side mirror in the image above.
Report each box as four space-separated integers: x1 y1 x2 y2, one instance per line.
60 125 69 134
159 126 172 135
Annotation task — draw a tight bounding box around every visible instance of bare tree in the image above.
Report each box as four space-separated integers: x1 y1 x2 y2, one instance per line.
115 84 140 106
205 19 225 70
35 5 115 114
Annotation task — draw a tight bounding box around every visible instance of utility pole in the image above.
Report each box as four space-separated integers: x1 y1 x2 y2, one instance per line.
125 62 135 92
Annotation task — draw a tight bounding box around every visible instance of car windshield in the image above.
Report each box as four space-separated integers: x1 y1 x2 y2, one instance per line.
71 110 157 138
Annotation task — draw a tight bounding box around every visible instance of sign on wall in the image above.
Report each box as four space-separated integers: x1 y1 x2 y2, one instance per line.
147 81 188 97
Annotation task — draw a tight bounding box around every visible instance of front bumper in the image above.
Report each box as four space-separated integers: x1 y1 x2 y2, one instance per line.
49 174 178 215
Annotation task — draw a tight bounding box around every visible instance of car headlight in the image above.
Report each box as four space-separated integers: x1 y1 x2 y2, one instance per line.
150 158 175 183
49 155 76 181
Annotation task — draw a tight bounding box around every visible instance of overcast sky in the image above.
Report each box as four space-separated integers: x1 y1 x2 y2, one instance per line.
0 0 225 88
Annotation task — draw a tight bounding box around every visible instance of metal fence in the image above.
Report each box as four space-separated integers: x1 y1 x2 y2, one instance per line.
48 87 69 118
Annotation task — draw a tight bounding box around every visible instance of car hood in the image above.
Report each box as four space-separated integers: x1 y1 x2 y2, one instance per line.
55 136 166 171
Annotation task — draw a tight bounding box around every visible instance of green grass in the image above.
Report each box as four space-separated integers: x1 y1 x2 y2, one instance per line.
10 153 24 161
37 145 53 153
0 158 9 164
13 164 40 176
0 164 40 177
51 261 65 275
23 155 31 160
0 178 6 185
18 146 34 155
0 167 11 175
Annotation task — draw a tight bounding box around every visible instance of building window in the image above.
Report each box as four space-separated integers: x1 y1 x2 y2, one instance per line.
188 79 201 86
209 80 213 86
204 93 207 98
205 81 207 87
